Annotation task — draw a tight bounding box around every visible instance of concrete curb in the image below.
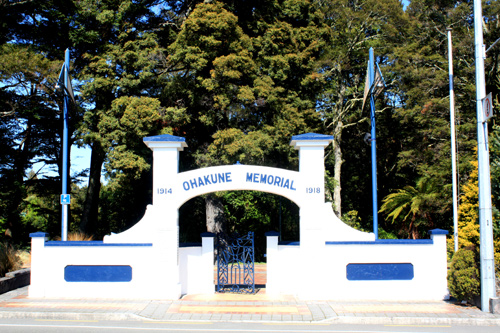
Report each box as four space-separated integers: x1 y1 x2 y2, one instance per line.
0 311 144 322
0 269 30 295
0 310 499 326
324 316 500 327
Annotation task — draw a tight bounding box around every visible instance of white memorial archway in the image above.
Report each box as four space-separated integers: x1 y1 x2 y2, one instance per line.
103 133 347 297
30 132 448 301
104 133 337 244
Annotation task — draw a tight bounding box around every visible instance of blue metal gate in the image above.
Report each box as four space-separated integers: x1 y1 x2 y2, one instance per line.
216 232 255 293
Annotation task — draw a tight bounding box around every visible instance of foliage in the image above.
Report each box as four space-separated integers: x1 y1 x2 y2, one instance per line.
456 160 480 249
54 231 93 241
342 210 367 232
447 247 480 303
74 0 167 234
3 0 500 252
319 0 408 217
178 190 299 261
379 177 440 239
165 0 325 171
0 44 62 243
195 129 273 167
0 242 21 278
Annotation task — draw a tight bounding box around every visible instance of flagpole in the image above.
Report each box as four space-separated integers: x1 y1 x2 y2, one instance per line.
61 48 70 241
369 47 379 239
447 28 459 253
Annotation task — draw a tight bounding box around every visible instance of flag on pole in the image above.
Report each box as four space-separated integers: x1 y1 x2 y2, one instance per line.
362 63 386 111
56 63 75 104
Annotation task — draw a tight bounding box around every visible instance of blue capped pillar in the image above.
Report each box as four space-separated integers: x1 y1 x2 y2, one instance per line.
290 133 333 207
290 133 333 298
290 132 333 236
143 134 187 208
143 134 187 299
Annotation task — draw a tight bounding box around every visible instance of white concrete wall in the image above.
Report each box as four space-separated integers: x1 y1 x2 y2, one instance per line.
178 235 215 295
30 133 449 301
30 232 216 299
266 232 449 301
29 237 171 299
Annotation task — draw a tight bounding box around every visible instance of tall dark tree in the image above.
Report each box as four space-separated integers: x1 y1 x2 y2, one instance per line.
73 0 165 234
162 0 326 232
317 0 408 217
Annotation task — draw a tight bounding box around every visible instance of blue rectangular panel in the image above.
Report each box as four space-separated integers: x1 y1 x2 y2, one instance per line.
65 265 132 282
346 263 414 281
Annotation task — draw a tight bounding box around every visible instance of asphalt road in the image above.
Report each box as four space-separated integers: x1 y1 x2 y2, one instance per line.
0 318 498 333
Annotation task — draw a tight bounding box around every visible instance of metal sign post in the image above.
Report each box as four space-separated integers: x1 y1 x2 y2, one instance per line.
473 0 496 312
59 49 72 242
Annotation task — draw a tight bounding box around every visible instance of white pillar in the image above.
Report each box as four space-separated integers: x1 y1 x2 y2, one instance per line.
265 231 280 295
429 229 450 300
28 232 48 298
200 232 216 294
290 133 333 298
143 134 187 299
290 133 333 243
143 134 187 208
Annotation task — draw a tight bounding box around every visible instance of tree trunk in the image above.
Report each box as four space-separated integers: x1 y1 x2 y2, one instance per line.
79 142 105 234
333 120 343 218
205 193 226 234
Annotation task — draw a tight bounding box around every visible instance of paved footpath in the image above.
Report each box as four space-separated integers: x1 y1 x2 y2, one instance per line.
1 286 499 326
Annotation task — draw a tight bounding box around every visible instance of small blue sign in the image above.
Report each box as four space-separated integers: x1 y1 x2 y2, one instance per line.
60 194 71 205
346 263 414 281
64 265 132 282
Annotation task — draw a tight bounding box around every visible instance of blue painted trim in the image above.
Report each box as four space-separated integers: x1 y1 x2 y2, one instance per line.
290 133 334 141
346 263 414 281
179 242 201 247
429 229 449 235
326 239 433 245
45 241 152 247
65 265 132 282
30 232 49 238
265 231 280 237
279 241 300 246
143 134 185 142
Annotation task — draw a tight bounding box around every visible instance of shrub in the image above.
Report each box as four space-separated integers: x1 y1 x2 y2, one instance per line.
0 242 22 278
53 231 94 241
447 247 480 302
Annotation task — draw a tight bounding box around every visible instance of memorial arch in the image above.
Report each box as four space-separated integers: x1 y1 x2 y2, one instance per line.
30 132 448 302
103 132 337 244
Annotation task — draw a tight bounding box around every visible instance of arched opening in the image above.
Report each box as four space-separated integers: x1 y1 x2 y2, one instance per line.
179 190 299 291
179 190 300 262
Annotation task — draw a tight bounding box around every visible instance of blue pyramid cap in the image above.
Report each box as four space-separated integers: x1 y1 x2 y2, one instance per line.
143 134 186 143
291 133 334 141
290 133 334 147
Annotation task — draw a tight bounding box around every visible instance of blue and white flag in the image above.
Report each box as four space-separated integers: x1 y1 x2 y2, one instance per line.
362 63 385 111
56 63 75 104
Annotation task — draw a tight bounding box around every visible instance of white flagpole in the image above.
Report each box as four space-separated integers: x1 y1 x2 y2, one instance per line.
447 28 459 253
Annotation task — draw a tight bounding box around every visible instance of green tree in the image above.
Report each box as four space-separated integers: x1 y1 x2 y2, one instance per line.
383 0 500 235
448 246 480 303
163 0 325 233
0 44 62 243
379 176 440 239
318 0 408 216
456 160 480 249
74 0 166 235
0 0 87 243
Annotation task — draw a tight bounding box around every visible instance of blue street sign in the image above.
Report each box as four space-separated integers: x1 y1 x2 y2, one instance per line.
60 194 71 205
